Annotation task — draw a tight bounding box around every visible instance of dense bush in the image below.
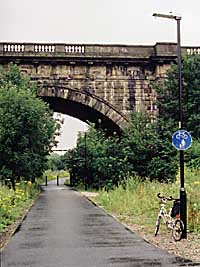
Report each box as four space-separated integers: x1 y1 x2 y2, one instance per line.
185 139 200 170
121 113 178 181
63 113 178 189
62 128 127 189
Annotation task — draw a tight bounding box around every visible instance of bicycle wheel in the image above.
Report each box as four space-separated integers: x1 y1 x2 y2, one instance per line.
172 219 184 241
155 218 161 236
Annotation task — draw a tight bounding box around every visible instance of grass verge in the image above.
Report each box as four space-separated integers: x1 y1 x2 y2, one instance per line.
95 168 200 234
0 181 40 248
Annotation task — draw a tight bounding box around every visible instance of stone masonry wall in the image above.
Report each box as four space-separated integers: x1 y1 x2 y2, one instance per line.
17 61 170 122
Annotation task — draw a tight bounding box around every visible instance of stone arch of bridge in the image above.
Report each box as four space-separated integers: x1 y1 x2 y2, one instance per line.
38 86 129 133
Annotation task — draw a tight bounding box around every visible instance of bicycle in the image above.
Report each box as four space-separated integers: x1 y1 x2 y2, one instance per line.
155 193 184 241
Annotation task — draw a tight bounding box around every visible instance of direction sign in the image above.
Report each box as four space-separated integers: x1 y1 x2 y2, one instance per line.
172 130 192 150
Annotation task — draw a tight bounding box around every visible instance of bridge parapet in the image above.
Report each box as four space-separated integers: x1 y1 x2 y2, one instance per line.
1 42 199 59
0 42 154 58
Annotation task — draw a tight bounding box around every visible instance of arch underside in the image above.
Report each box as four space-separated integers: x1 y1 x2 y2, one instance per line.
39 87 129 134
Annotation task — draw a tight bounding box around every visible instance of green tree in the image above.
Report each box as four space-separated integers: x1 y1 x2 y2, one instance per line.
155 54 200 170
63 127 128 189
0 64 60 189
185 139 200 170
47 153 65 171
155 54 200 138
122 113 178 181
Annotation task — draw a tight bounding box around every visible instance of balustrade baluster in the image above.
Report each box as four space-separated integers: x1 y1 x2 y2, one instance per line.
186 47 200 55
65 44 85 53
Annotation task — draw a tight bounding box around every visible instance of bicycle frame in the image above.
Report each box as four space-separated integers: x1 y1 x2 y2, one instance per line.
156 203 173 229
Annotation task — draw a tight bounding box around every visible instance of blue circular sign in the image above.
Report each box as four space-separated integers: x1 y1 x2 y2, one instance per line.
172 130 192 150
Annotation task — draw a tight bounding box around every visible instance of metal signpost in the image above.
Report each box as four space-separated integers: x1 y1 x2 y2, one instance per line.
153 12 191 238
172 130 192 238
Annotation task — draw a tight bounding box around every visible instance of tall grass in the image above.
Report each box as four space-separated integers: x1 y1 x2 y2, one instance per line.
96 168 200 234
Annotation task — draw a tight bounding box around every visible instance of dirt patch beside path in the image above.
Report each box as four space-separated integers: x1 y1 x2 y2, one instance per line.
124 221 200 263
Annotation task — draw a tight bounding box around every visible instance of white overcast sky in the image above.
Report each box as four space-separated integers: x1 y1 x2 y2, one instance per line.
1 0 199 151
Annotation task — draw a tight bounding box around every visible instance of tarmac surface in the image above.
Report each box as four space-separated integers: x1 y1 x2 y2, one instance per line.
0 179 193 267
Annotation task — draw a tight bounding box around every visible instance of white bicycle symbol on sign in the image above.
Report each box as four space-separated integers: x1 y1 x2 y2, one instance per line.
175 131 188 140
175 131 188 149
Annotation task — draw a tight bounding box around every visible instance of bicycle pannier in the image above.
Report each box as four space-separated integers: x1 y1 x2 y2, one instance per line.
171 200 180 217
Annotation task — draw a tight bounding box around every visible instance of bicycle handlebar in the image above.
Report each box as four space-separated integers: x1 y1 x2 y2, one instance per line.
157 193 180 201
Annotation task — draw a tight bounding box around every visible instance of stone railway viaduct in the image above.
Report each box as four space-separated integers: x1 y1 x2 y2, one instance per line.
0 42 199 132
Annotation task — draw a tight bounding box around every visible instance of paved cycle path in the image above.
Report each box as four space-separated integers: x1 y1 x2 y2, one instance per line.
1 180 194 267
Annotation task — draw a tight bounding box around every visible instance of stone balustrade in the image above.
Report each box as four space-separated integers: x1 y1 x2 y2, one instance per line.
0 42 199 59
34 45 55 53
65 45 85 53
3 44 25 52
185 47 200 55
